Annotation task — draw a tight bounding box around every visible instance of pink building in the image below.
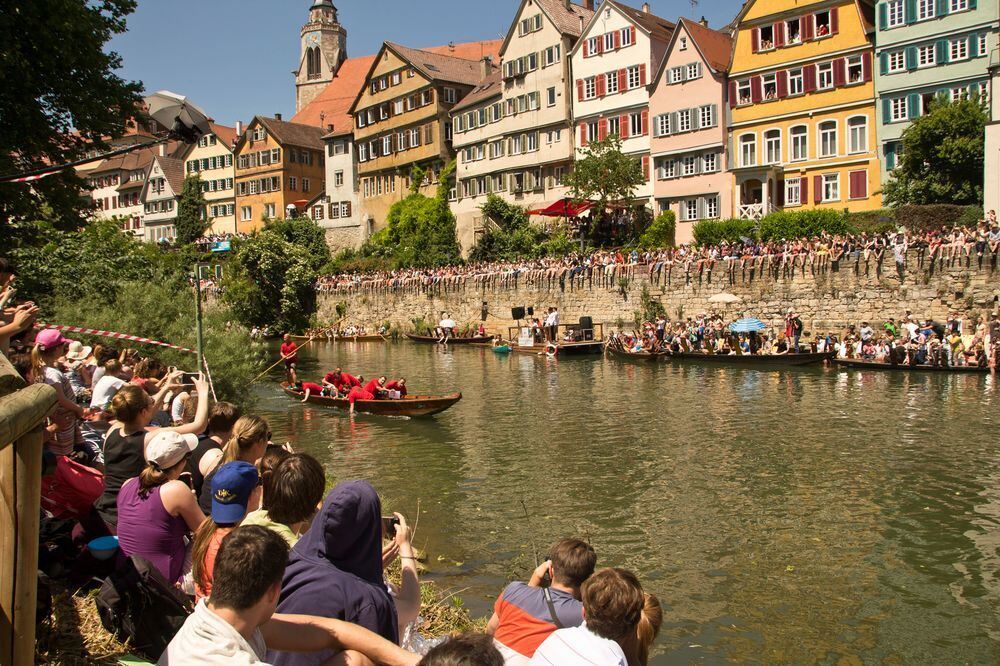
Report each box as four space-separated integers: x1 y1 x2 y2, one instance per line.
649 18 733 244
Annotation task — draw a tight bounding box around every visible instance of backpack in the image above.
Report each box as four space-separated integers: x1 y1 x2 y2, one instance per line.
95 555 192 660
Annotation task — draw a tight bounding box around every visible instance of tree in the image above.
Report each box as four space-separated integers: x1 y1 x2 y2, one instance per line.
0 1 143 237
883 95 988 206
638 211 676 248
565 135 646 210
263 216 331 270
176 175 209 245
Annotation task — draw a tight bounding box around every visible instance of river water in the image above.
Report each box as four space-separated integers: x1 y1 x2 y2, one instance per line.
254 340 1000 664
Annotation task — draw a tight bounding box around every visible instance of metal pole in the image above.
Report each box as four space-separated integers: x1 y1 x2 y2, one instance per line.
195 268 205 373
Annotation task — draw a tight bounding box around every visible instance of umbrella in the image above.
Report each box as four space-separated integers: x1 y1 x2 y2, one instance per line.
730 318 767 333
440 319 456 329
708 293 742 304
144 91 212 143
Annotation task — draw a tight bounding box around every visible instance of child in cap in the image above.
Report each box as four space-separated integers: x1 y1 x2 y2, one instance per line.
32 328 86 457
192 461 260 601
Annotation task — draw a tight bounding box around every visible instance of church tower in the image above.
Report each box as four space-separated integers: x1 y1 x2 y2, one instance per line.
295 0 347 113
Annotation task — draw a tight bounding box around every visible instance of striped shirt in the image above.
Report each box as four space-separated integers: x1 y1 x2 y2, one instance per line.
493 582 584 659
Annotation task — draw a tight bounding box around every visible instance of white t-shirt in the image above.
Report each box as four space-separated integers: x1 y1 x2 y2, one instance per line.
90 375 126 409
529 624 627 666
158 599 268 665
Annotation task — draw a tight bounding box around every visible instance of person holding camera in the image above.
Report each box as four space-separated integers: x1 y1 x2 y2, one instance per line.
487 538 597 665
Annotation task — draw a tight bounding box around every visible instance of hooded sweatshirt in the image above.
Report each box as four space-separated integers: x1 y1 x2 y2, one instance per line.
267 480 398 666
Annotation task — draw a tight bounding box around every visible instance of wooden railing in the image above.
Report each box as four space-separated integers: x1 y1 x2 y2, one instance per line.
0 354 57 665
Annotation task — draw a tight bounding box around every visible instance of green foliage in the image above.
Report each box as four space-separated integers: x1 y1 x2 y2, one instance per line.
263 216 331 270
883 95 987 206
844 209 898 235
538 231 577 257
895 204 981 231
223 231 317 333
469 195 549 263
692 218 757 246
635 286 666 325
565 135 645 209
175 175 209 246
639 211 676 248
757 209 851 242
357 162 462 268
323 248 394 274
0 0 144 234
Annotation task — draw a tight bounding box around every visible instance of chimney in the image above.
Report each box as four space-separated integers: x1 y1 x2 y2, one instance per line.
235 120 244 136
642 2 650 12
564 0 571 8
158 143 166 157
481 55 493 79
583 0 594 10
700 15 709 27
274 113 282 121
327 123 334 132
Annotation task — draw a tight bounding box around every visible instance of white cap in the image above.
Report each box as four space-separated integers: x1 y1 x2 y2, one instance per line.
145 431 199 470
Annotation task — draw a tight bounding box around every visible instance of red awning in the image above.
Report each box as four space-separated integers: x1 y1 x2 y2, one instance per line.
527 198 594 217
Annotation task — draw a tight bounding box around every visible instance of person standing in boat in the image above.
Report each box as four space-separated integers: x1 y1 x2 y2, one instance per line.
279 335 298 385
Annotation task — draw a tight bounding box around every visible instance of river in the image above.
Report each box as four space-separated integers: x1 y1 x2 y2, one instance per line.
254 339 1000 663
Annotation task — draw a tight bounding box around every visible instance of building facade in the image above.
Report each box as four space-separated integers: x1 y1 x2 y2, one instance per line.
183 124 238 235
570 1 675 207
649 18 733 243
312 128 362 250
295 0 349 113
351 42 494 233
985 48 1000 213
233 116 326 231
728 0 882 219
874 0 998 180
140 153 185 243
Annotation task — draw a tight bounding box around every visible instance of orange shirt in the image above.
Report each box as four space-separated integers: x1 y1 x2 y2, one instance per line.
195 527 234 602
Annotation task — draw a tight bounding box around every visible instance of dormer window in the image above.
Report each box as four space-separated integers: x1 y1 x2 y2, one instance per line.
814 11 831 37
759 25 775 51
785 18 801 44
680 37 688 51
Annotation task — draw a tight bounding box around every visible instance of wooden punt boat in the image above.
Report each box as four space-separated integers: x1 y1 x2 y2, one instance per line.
404 333 491 345
281 383 462 417
664 350 833 366
289 334 385 342
605 346 667 362
832 358 990 374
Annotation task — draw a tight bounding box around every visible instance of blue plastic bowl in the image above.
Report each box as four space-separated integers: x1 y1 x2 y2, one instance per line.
88 536 119 561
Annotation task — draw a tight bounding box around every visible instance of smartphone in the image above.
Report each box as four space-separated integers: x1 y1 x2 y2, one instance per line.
381 515 400 538
181 372 199 386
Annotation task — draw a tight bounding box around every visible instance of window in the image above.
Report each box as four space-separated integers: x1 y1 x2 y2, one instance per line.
241 206 252 221
979 34 989 56
587 37 600 55
678 109 692 132
630 112 644 136
608 116 621 137
660 159 677 179
951 38 969 61
848 116 867 154
764 129 781 164
762 74 777 100
543 45 561 67
526 133 538 152
951 0 969 9
786 18 801 43
627 66 641 89
391 72 401 86
737 80 752 105
621 27 634 47
887 0 904 26
891 97 908 121
788 69 804 95
656 114 670 136
547 87 557 106
918 44 935 67
888 51 905 72
951 86 968 102
682 155 697 176
587 121 599 142
814 10 831 36
759 25 775 51
847 56 863 84
382 136 392 154
819 121 837 157
699 105 714 128
790 126 808 161
785 178 802 206
822 174 840 202
605 33 615 52
584 77 597 99
817 62 834 89
740 134 757 167
703 152 718 173
679 37 688 50
442 87 457 104
705 197 719 219
686 63 700 80
684 199 698 221
302 179 310 193
606 71 620 95
917 0 934 20
670 67 683 84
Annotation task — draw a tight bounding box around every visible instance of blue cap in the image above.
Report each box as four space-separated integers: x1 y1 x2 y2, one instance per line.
211 461 259 524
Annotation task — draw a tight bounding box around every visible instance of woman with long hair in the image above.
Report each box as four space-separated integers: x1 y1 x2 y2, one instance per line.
31 329 86 457
197 415 270 513
623 593 663 666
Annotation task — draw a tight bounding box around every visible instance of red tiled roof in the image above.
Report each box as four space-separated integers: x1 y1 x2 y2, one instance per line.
256 116 326 149
452 70 503 112
610 1 676 43
210 123 238 149
88 141 183 175
679 18 734 74
292 40 501 133
536 0 595 38
155 155 186 195
386 42 495 87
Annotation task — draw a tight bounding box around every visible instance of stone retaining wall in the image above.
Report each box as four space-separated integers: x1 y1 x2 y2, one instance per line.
317 257 1000 335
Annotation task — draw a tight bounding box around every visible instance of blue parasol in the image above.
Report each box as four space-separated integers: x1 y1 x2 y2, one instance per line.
730 318 767 333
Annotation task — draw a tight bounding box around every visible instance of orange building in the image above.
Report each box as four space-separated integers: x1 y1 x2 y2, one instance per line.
233 115 326 231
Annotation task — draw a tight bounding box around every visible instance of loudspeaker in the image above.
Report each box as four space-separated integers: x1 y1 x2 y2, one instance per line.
511 306 526 320
527 306 535 316
580 316 594 341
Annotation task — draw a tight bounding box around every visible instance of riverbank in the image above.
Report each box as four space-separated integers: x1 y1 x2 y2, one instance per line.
317 256 999 335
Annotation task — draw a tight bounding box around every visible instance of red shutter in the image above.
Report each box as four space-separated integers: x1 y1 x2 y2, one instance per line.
776 70 788 98
614 31 621 50
599 118 608 140
804 65 817 92
750 76 763 103
596 38 604 55
584 40 590 57
775 22 785 48
577 79 584 101
729 81 738 107
641 109 649 136
862 52 873 82
641 155 650 179
830 7 839 34
639 64 647 86
803 16 814 40
618 68 627 91
580 123 588 146
849 170 867 199
833 58 846 87
813 175 823 204
597 75 606 97
620 114 630 139
752 27 760 52
800 176 809 203
630 27 636 45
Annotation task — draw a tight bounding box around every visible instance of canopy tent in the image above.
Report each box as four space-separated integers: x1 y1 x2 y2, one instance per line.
730 318 767 333
708 293 743 304
527 198 594 217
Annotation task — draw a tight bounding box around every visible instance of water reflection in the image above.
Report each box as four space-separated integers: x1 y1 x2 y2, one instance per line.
255 341 1000 663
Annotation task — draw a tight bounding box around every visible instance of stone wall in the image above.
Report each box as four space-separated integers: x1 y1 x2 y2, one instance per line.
317 257 1000 335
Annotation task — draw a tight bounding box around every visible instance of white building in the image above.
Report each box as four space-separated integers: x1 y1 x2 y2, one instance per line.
310 126 362 251
141 152 185 243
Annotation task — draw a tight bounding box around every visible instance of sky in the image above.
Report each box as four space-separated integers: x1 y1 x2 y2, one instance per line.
109 0 744 127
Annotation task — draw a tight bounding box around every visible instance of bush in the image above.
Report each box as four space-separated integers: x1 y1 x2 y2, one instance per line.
894 204 977 232
323 248 394 274
757 209 851 242
845 209 897 235
638 211 676 248
692 218 757 246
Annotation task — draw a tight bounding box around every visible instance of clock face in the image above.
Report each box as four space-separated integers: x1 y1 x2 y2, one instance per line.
307 33 319 46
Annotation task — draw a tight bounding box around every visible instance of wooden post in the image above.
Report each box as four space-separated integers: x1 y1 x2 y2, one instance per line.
0 353 56 666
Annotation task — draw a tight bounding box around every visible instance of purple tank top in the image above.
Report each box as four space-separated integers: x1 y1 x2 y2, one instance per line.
116 478 189 583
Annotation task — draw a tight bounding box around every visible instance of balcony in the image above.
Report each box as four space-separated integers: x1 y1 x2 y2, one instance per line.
738 201 781 221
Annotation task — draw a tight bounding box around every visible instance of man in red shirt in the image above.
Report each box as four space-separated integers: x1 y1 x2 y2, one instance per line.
297 381 326 402
280 335 299 384
322 368 361 396
346 385 374 415
385 378 407 398
363 376 388 399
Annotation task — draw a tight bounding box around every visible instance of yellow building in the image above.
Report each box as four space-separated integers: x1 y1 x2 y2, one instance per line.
183 123 238 235
728 0 881 219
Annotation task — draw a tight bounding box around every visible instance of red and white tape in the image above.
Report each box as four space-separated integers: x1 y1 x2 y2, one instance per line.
40 323 197 354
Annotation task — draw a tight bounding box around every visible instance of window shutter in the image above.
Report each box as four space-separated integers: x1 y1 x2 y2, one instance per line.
879 52 888 76
597 75 606 97
879 3 888 29
697 197 706 219
834 58 847 87
696 62 703 78
813 175 823 204
830 7 839 34
775 22 785 48
425 124 434 144
750 76 763 103
937 40 949 63
641 110 649 135
596 38 604 55
710 105 717 127
630 27 636 44
345 202 352 217
577 80 584 101
882 98 891 123
670 112 679 134
935 0 949 16
584 40 590 57
801 175 809 202
642 155 650 179
776 70 788 98
580 123 588 146
970 0 977 7
619 68 627 91
803 16 814 40
905 46 917 70
692 108 701 131
614 30 622 49
969 33 979 56
729 81 738 107
621 114 631 138
639 64 647 86
905 0 917 23
752 27 760 52
598 118 608 140
804 65 817 92
680 66 688 82
908 92 921 119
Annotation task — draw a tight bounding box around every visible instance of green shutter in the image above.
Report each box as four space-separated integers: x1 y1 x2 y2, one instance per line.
906 46 918 70
885 142 896 169
879 3 888 29
882 98 892 123
970 0 977 8
880 52 889 74
905 0 918 23
937 40 949 63
908 92 921 119
970 33 979 57
935 0 949 17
